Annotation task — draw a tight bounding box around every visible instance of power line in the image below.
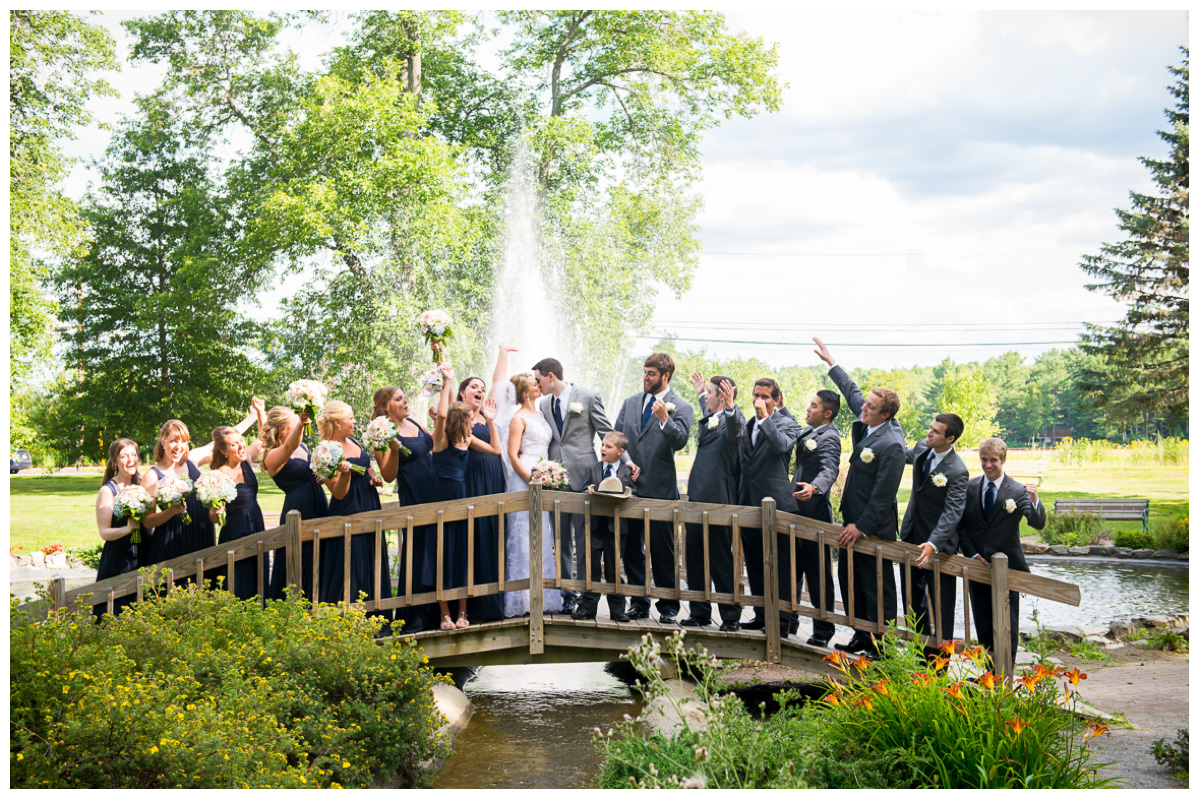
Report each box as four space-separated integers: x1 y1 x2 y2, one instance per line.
653 321 1114 331
699 247 1093 259
635 335 1080 348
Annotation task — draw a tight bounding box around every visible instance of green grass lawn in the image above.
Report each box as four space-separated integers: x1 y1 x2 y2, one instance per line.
8 462 1189 553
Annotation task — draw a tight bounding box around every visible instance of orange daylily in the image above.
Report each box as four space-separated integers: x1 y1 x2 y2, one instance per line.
910 672 931 687
854 696 875 711
872 679 891 697
939 640 963 657
964 645 988 666
1016 673 1042 693
977 672 998 691
930 655 951 674
823 691 845 707
1066 668 1087 687
851 655 873 672
1032 663 1056 681
1082 724 1111 742
823 651 850 674
943 682 965 700
1005 717 1032 736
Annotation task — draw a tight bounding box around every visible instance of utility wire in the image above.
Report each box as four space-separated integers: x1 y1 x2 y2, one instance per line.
635 335 1080 347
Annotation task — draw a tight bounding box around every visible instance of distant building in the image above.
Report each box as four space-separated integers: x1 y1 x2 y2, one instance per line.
1037 424 1074 447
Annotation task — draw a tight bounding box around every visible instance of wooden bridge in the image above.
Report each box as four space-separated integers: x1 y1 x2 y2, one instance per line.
21 484 1082 678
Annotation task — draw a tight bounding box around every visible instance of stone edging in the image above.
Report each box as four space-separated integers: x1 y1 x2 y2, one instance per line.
10 553 90 570
1022 542 1189 561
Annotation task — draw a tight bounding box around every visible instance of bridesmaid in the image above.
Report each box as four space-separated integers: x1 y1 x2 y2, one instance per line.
372 385 435 634
457 369 505 622
315 401 393 634
431 363 472 630
206 426 269 601
141 401 264 574
260 405 328 600
93 438 145 620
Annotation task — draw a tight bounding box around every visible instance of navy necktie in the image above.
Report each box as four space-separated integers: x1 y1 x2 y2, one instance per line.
553 397 564 433
605 464 614 480
640 394 654 431
923 451 934 483
984 481 996 517
748 419 757 448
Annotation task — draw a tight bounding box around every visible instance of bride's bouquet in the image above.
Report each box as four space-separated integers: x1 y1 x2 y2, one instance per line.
286 379 327 436
529 459 570 490
194 470 239 529
418 363 447 399
112 484 154 544
155 473 195 525
417 309 453 355
361 416 412 456
310 440 367 481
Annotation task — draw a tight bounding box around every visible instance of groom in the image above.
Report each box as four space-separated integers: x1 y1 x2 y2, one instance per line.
532 357 634 614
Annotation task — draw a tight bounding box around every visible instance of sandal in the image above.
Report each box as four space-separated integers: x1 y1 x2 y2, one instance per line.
455 612 470 628
439 615 455 631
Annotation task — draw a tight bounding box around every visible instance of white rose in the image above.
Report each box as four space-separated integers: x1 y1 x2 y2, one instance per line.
706 416 721 431
1005 498 1017 514
804 439 817 452
860 447 875 463
932 473 948 487
665 402 677 414
569 401 583 417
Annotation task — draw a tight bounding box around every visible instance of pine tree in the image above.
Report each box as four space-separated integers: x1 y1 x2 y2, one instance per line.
1078 48 1189 426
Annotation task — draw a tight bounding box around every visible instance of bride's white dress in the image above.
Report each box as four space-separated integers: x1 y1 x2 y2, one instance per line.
500 403 563 617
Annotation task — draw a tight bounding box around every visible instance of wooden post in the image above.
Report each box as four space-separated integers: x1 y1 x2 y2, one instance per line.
732 514 742 604
932 556 943 644
285 511 302 592
342 523 352 608
874 545 884 636
787 524 797 614
256 539 265 602
165 569 175 595
49 575 66 612
374 519 384 610
529 481 544 655
466 506 475 596
903 551 914 638
672 508 681 603
583 500 593 593
817 529 828 626
405 516 415 604
496 505 505 590
226 551 236 595
311 528 321 612
991 553 1012 681
553 499 562 591
196 557 205 590
762 498 781 664
961 566 972 646
136 574 144 604
701 511 711 602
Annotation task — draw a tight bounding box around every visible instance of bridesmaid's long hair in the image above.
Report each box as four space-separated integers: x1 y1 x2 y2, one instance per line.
209 426 240 470
153 419 191 463
371 386 401 420
102 438 141 486
456 376 485 403
445 402 473 446
316 401 353 441
258 407 297 461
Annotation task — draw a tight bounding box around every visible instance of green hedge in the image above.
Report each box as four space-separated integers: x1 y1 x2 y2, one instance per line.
10 584 450 788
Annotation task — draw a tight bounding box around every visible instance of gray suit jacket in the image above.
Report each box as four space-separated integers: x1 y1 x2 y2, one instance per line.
957 474 1046 573
737 411 802 514
900 444 969 553
614 388 693 500
829 365 905 539
540 383 616 492
791 424 842 521
687 404 745 505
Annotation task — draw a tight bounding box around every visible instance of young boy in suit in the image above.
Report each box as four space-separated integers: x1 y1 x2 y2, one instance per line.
572 432 636 622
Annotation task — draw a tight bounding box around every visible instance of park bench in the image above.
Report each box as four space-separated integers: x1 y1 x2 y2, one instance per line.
1004 460 1047 487
1054 498 1150 532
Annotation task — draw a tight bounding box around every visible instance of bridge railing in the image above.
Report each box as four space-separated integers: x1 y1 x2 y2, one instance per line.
20 483 1079 675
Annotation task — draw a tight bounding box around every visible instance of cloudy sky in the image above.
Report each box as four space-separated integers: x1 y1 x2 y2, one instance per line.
63 8 1187 371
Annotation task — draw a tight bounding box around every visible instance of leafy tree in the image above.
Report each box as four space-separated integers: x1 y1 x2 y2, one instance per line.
936 367 999 448
9 11 117 445
1078 48 1189 424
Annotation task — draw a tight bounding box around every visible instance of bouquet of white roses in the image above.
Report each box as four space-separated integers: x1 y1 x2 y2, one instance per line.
286 379 327 436
361 416 412 456
529 459 570 490
155 473 195 525
194 470 239 529
417 309 453 354
418 364 447 399
310 439 367 481
112 484 154 544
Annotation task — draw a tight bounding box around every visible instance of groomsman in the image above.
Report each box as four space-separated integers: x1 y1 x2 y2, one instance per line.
790 390 842 647
814 337 905 658
615 353 693 623
680 373 744 631
736 378 802 636
533 357 634 613
901 413 969 643
957 437 1046 673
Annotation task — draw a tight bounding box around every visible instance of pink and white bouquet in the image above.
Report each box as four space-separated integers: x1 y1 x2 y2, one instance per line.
286 379 327 435
155 473 195 525
361 416 411 457
112 484 154 544
418 364 447 399
529 459 570 490
417 309 453 354
194 470 238 529
310 440 367 481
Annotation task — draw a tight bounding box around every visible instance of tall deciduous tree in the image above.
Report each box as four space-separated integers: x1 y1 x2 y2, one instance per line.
1078 48 1189 425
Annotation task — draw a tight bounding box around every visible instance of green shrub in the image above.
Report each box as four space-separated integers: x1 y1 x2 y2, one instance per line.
1113 530 1155 550
1054 438 1108 467
1040 512 1104 548
1154 515 1189 551
10 584 450 788
594 630 1115 789
1152 729 1188 771
1145 629 1188 653
1068 640 1113 662
68 543 104 570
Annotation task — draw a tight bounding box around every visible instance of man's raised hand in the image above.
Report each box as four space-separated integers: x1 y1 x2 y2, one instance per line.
813 336 835 367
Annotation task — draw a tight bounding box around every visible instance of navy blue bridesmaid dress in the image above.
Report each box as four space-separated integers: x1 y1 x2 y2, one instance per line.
267 443 328 600
393 421 437 633
145 460 214 574
210 460 268 601
465 421 505 620
94 479 144 620
431 446 470 593
318 438 393 630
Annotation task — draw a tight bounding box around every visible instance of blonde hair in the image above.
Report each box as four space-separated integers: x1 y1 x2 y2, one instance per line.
978 437 1008 460
317 400 353 440
209 426 241 470
869 387 901 420
259 406 298 459
154 419 191 462
511 373 536 404
445 401 473 446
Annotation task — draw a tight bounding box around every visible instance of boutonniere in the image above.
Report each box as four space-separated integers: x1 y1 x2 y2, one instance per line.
859 447 875 463
804 438 817 452
931 473 947 487
568 401 583 418
706 416 722 431
664 402 677 414
1004 498 1017 514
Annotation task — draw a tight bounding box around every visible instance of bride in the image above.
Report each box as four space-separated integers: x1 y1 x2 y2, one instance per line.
489 345 562 617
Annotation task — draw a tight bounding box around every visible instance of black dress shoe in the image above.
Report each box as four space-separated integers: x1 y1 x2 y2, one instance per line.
806 635 831 648
571 609 596 621
835 633 870 653
659 613 678 625
562 597 577 614
719 621 740 632
741 617 766 631
610 612 631 623
788 620 799 635
625 609 650 620
680 617 710 627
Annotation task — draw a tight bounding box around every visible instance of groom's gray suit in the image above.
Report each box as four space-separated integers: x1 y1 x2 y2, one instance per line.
540 383 618 604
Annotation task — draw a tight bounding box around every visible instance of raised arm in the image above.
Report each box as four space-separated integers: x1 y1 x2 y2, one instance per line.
190 397 264 465
810 431 842 496
263 411 308 476
488 345 517 401
469 398 503 455
757 412 801 456
432 364 454 452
